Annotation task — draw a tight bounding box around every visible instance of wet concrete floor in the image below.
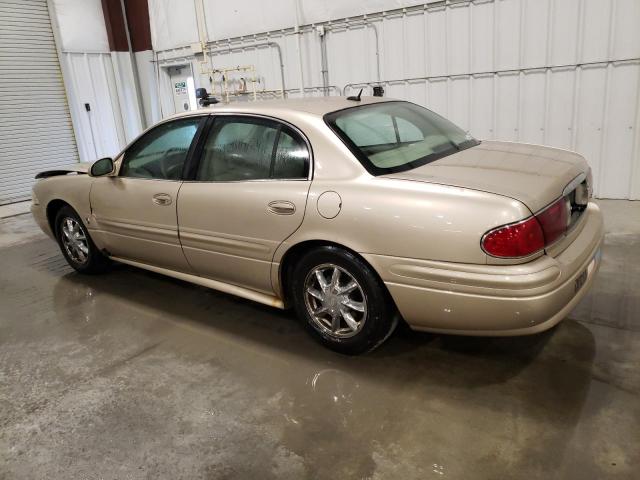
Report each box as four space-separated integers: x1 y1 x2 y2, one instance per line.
1 200 639 479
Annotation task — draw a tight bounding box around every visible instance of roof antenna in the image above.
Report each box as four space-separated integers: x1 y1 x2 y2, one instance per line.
347 88 363 102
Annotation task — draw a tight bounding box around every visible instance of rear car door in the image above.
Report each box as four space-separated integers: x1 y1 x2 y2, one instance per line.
177 114 311 294
90 115 206 272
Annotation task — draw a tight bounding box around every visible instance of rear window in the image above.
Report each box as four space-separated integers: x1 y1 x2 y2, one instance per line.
325 101 479 175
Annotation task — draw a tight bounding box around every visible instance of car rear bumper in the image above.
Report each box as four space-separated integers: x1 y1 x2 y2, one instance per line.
364 202 604 336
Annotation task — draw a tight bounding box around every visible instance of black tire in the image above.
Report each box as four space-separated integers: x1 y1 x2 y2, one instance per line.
54 205 110 274
290 246 398 355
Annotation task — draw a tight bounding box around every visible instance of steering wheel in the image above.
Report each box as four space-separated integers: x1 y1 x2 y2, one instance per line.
160 148 185 178
135 165 155 178
165 162 183 180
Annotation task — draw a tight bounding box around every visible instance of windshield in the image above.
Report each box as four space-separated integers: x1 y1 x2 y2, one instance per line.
325 101 479 175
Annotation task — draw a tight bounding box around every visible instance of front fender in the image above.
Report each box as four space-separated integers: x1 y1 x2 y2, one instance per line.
32 175 94 239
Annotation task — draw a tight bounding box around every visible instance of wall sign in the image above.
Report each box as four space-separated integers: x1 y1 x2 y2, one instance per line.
174 81 187 95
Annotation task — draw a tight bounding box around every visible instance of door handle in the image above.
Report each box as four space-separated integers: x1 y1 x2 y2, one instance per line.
152 193 172 206
267 200 296 215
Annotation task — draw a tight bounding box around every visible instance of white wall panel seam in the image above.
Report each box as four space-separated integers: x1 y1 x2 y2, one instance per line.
101 53 127 148
630 63 640 200
596 0 617 196
570 0 585 151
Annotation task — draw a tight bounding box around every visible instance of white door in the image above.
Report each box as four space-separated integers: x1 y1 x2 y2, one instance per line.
168 66 194 114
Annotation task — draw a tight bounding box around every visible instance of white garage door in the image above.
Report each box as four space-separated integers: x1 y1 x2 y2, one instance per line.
0 0 78 205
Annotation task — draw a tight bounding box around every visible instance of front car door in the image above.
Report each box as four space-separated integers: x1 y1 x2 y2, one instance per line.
177 114 312 294
90 115 207 272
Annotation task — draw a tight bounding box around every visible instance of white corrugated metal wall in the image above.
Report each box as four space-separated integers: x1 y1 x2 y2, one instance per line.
336 0 640 200
152 0 640 199
0 0 79 204
49 0 639 199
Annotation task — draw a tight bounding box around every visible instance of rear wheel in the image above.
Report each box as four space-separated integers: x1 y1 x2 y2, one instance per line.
291 246 398 354
55 206 109 274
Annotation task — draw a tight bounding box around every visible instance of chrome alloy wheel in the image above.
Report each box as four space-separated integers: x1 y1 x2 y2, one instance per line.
304 263 367 339
60 217 89 264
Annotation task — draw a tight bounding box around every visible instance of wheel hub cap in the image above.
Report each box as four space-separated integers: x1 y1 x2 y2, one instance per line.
304 263 367 339
61 217 89 264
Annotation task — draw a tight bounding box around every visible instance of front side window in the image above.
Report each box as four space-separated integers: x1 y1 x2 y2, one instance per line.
120 117 202 180
196 117 309 181
325 101 479 175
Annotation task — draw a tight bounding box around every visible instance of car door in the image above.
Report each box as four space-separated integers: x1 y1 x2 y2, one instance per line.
90 115 207 272
177 114 312 294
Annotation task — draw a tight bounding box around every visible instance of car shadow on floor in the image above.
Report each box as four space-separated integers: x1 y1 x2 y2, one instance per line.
52 262 596 389
41 260 603 475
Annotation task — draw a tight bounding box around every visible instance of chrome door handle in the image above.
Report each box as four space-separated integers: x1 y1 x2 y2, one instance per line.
152 193 172 206
267 200 296 215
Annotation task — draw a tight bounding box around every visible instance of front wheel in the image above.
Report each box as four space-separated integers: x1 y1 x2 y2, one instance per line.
55 206 110 274
291 246 398 355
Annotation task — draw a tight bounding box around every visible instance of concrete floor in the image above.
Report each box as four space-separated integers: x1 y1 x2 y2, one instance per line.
1 200 639 479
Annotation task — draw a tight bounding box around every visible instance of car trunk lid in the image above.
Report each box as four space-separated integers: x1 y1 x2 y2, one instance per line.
381 140 590 213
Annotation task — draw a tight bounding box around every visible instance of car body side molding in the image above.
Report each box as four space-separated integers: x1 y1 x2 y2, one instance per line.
111 255 285 309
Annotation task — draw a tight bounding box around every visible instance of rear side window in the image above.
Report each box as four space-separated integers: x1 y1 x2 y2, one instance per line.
196 117 309 181
273 130 309 179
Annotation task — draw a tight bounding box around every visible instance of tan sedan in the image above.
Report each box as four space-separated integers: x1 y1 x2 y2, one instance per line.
31 97 603 354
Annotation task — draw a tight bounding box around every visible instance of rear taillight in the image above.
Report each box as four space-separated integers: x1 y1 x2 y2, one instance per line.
482 197 572 258
536 197 570 245
482 217 545 258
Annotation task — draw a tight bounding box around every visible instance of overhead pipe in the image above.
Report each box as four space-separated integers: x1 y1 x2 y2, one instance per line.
252 85 342 99
342 57 640 95
194 0 207 46
206 42 287 97
156 3 393 101
294 0 305 97
156 41 287 99
156 1 495 67
199 1 490 49
100 0 152 138
194 0 215 80
118 0 147 127
366 21 382 82
317 26 329 96
153 51 165 118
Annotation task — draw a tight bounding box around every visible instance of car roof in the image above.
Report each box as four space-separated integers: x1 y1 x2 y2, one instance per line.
169 96 395 119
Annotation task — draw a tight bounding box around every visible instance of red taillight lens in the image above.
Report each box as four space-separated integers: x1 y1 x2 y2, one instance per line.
536 197 569 245
482 217 545 258
482 196 572 258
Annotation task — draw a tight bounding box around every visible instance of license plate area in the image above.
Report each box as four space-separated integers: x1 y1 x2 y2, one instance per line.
575 268 588 293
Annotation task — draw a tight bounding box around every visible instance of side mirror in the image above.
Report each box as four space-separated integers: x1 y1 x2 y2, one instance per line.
90 157 114 177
